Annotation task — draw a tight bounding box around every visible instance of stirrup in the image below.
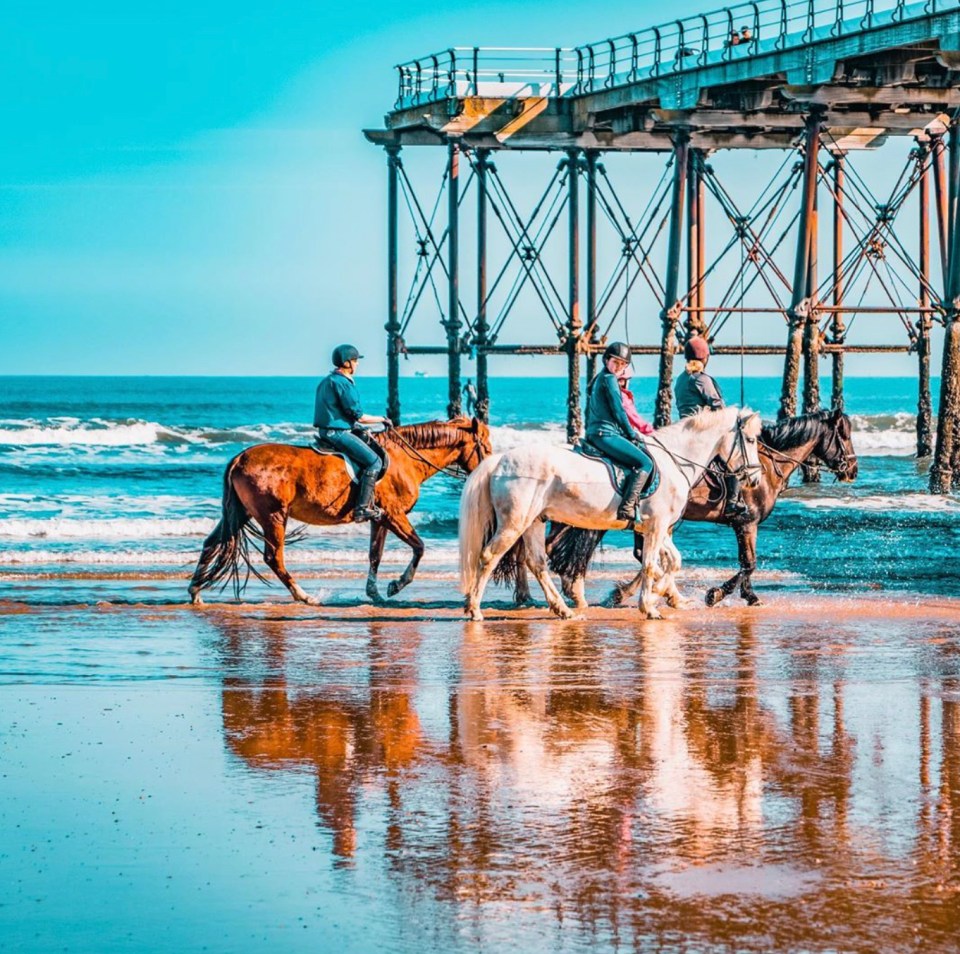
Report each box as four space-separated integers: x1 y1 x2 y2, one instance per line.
354 505 384 524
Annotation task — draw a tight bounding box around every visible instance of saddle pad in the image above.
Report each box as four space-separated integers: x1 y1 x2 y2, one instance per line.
309 438 388 484
573 440 659 499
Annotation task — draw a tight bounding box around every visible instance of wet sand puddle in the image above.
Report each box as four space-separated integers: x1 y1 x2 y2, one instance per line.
1 598 959 951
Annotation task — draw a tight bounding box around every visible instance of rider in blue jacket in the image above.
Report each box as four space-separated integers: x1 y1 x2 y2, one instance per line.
674 336 750 519
314 344 391 523
585 341 655 523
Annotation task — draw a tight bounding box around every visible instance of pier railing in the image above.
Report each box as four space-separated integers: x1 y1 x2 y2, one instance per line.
394 0 956 109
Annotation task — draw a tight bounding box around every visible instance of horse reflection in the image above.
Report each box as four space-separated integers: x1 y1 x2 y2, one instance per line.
215 616 425 860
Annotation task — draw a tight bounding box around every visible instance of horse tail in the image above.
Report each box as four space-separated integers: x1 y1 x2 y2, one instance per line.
189 455 270 599
458 455 499 595
547 524 606 580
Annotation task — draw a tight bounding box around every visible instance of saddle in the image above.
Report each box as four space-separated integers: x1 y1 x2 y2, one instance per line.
310 434 389 484
573 439 660 499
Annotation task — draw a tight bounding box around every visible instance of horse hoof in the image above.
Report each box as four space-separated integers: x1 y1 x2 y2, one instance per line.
302 594 323 607
386 581 401 598
367 587 384 604
640 608 663 620
744 594 763 607
604 587 625 608
705 587 725 607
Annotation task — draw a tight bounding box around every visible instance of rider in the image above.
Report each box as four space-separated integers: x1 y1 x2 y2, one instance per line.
585 341 655 525
314 344 392 523
674 336 750 520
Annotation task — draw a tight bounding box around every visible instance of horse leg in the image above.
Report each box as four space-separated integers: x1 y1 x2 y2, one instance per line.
736 524 762 606
366 520 389 603
189 523 224 606
705 568 743 607
465 524 527 622
381 512 425 599
637 525 668 619
260 511 319 606
659 537 694 609
513 567 534 607
521 522 575 619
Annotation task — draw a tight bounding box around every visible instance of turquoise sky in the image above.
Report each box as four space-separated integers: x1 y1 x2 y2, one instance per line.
0 1 938 377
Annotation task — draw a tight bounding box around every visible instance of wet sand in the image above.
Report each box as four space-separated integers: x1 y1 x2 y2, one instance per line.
2 595 960 952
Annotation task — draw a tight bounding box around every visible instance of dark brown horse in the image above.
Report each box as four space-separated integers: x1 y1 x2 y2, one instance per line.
189 417 491 605
534 407 857 607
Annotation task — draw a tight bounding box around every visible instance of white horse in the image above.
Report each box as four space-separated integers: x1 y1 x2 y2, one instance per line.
459 406 762 621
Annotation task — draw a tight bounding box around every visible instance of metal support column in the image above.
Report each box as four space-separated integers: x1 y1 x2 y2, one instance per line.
802 185 821 481
446 140 462 419
686 148 707 339
779 111 822 420
931 122 960 492
475 148 490 422
830 156 845 411
655 132 690 427
918 145 933 458
566 149 583 442
933 134 949 283
386 145 402 424
585 150 600 385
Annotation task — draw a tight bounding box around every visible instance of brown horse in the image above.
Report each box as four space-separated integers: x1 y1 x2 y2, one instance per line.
189 417 491 606
533 407 858 607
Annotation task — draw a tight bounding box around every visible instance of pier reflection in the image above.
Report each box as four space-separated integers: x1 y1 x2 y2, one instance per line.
211 613 960 949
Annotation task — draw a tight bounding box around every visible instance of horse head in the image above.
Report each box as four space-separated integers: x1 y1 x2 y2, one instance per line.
817 407 858 482
449 416 492 472
731 408 763 488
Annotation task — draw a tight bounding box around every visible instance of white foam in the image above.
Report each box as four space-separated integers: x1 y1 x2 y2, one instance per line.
0 517 217 540
793 493 960 513
0 420 168 447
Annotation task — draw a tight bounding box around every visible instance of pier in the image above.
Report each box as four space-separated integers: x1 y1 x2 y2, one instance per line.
365 0 960 489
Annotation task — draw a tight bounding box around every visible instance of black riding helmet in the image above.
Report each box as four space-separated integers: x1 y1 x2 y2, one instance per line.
332 344 363 367
602 341 631 363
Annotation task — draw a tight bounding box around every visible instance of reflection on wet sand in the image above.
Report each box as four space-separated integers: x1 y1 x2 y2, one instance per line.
212 611 960 949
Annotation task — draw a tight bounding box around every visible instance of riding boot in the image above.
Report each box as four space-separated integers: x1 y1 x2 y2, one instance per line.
353 469 384 523
617 466 652 524
722 473 751 520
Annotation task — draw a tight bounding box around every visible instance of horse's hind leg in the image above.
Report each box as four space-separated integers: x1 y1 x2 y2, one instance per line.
522 523 575 620
381 511 425 599
189 523 223 606
260 511 318 606
465 524 527 622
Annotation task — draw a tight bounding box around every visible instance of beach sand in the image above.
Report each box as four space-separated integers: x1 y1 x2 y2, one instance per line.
2 593 959 952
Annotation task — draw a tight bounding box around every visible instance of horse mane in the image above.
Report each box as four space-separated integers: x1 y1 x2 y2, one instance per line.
376 419 471 450
761 409 835 451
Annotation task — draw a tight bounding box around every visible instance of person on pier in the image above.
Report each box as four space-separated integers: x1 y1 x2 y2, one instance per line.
313 344 392 523
584 342 655 525
675 336 751 520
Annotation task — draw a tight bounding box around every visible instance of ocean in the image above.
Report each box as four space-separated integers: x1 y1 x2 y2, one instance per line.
1 374 956 606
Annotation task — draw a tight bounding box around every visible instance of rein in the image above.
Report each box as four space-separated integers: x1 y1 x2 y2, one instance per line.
384 427 478 480
645 415 757 489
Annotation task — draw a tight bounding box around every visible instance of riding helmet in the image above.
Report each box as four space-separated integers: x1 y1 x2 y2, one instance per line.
602 341 631 363
332 344 363 367
684 336 710 362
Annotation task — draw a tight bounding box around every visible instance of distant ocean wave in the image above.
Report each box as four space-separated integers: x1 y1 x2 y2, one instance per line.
0 411 932 459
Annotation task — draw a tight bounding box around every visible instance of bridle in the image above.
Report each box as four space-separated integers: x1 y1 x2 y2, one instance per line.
759 415 855 482
645 413 759 489
385 425 488 480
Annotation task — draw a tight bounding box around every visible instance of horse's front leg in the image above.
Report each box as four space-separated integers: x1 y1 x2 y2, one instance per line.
382 511 425 599
366 520 389 603
637 526 667 619
736 523 762 606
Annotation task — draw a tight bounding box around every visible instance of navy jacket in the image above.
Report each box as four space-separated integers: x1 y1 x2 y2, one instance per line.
314 370 364 430
585 370 636 440
675 370 725 419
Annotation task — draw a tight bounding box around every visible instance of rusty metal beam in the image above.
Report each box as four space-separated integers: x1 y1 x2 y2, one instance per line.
386 146 402 425
655 132 690 427
780 112 821 420
566 149 582 442
446 141 462 419
475 147 490 422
